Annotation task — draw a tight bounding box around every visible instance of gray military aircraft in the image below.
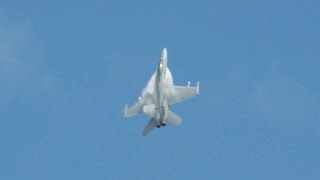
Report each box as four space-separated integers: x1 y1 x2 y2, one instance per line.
123 48 199 136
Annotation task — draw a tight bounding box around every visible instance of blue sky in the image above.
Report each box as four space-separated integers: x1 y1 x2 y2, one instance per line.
1 0 320 179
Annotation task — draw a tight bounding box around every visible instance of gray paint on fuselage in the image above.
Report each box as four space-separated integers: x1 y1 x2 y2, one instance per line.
154 51 168 124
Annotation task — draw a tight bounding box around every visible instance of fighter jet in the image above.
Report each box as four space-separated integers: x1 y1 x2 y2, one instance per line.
123 48 199 136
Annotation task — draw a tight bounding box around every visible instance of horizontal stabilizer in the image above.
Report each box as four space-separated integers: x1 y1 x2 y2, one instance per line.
142 118 156 136
167 110 182 125
143 104 156 117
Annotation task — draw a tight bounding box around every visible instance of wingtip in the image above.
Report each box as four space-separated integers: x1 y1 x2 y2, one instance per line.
123 104 128 117
196 81 200 95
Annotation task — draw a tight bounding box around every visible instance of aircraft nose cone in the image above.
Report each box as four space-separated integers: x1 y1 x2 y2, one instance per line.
162 48 167 57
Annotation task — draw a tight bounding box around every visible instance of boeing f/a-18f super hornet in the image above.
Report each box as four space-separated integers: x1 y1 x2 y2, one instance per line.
123 48 199 136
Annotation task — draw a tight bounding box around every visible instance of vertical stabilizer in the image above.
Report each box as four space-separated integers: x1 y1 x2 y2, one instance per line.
142 118 156 136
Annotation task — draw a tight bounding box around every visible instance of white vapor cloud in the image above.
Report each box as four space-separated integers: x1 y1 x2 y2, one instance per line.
141 67 175 105
251 63 318 132
0 20 31 76
0 18 56 108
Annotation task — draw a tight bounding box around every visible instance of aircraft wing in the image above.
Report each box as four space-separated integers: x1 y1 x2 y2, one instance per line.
168 81 200 105
123 102 143 117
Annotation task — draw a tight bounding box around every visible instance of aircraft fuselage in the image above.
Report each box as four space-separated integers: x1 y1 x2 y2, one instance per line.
154 48 169 127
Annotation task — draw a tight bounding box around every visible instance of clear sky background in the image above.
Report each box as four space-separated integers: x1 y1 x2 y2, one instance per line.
1 0 320 179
